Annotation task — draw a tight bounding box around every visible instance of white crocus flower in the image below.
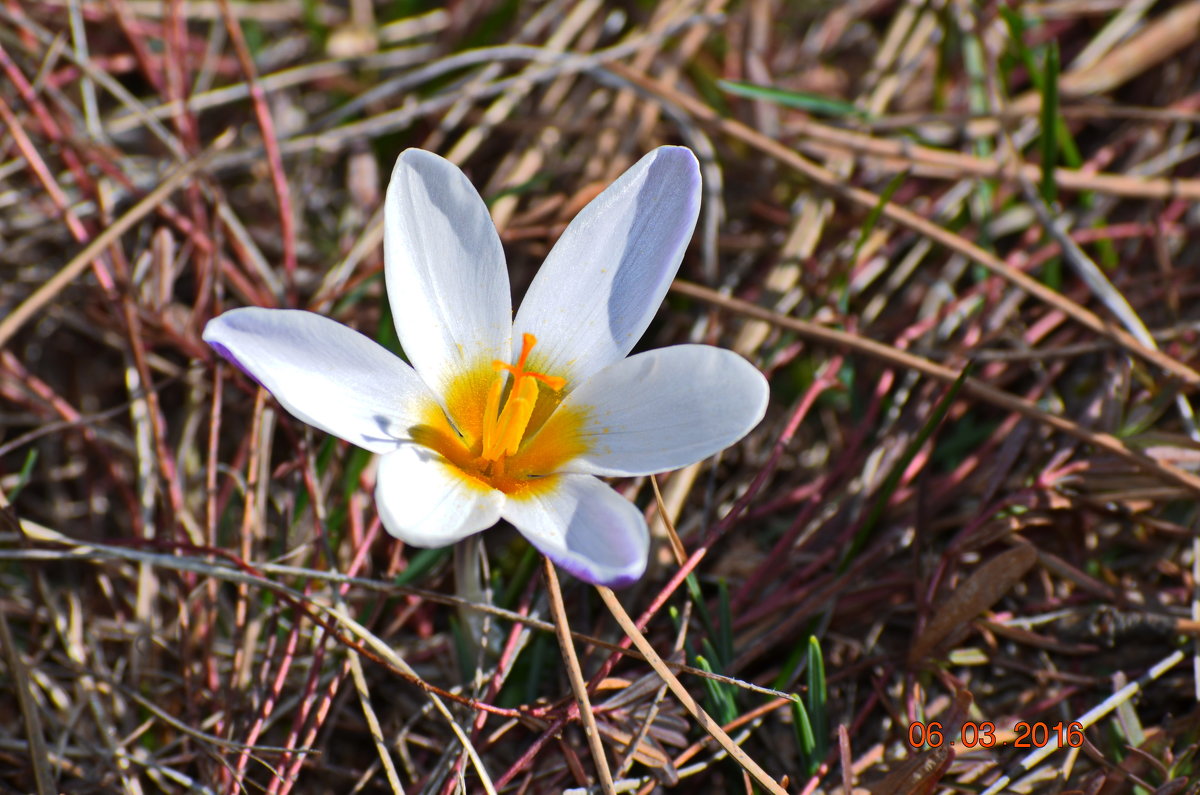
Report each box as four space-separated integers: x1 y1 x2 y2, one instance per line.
203 147 768 587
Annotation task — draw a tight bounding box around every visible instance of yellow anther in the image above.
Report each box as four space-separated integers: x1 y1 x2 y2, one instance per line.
480 376 504 458
479 333 566 462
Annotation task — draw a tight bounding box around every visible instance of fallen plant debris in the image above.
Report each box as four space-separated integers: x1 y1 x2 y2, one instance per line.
2 1 1200 793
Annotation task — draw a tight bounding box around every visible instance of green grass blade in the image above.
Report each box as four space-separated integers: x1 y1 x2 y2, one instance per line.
852 170 908 263
791 694 818 777
8 449 37 502
806 636 828 762
717 578 733 669
695 654 738 725
1039 41 1060 205
718 79 868 119
394 547 451 586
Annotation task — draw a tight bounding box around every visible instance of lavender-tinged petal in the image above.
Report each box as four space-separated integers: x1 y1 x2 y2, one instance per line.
513 147 701 387
203 307 435 454
501 474 648 587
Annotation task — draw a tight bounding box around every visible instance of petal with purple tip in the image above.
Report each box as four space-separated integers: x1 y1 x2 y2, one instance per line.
502 474 648 587
513 146 701 386
203 308 433 454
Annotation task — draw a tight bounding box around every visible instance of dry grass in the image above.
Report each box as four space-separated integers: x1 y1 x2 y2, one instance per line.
3 0 1200 792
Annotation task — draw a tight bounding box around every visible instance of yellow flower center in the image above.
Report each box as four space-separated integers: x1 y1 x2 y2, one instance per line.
480 333 566 462
411 333 586 496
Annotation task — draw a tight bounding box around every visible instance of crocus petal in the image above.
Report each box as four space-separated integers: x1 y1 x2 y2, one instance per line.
384 149 512 396
203 308 434 454
375 445 505 547
555 345 768 477
513 147 701 385
502 475 648 587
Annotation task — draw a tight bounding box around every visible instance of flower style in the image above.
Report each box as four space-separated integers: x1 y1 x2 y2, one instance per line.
203 147 768 586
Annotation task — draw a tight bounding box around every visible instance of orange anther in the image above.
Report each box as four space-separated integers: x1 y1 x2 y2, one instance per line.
480 333 566 461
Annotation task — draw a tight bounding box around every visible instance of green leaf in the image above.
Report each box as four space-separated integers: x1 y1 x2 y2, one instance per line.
718 80 868 119
7 449 37 502
852 170 909 263
717 578 733 669
806 636 828 763
394 547 451 586
791 694 818 777
695 654 738 725
1039 41 1060 205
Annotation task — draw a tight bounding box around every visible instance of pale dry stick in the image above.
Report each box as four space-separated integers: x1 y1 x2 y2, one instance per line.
967 0 1200 139
1069 0 1154 71
0 9 185 158
595 586 787 795
649 475 686 567
216 14 720 171
669 279 1200 496
62 594 143 795
104 46 436 135
0 532 797 703
444 0 601 165
229 399 276 789
0 597 52 795
884 0 949 118
378 9 448 44
216 0 296 290
0 130 233 349
67 0 101 141
1017 161 1200 442
311 602 497 795
423 0 570 154
631 0 721 147
782 111 1200 202
545 560 616 795
980 649 1185 795
1194 533 1200 702
862 0 944 115
593 0 693 165
609 63 1200 387
486 7 606 231
348 650 406 795
126 365 158 654
103 0 343 22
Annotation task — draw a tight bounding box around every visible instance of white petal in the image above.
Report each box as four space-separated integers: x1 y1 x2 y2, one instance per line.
558 345 768 476
513 147 700 385
375 445 505 546
203 308 433 454
502 475 647 587
384 149 512 395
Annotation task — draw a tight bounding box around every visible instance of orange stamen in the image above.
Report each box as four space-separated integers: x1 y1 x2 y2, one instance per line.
479 333 565 462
